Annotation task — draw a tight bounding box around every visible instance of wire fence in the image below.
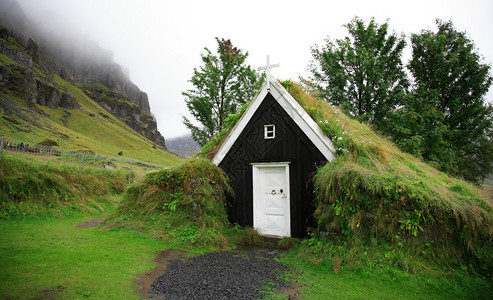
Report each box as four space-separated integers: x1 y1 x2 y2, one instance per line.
0 136 165 183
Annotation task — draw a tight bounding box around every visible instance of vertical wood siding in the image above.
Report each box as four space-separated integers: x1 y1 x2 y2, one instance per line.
219 93 327 237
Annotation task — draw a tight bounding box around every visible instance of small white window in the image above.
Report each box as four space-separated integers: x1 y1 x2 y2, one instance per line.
264 124 275 139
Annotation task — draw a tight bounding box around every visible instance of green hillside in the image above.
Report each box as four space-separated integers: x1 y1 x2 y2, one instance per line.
0 55 181 166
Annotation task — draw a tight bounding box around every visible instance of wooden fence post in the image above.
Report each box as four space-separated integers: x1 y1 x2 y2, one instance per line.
81 152 86 175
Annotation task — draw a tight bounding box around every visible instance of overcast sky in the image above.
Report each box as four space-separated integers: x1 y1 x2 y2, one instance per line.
16 0 493 138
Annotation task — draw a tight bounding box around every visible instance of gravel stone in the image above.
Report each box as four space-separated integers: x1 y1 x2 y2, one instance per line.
149 250 290 299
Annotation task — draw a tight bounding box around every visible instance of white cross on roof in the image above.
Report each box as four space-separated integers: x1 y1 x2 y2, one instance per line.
258 55 279 90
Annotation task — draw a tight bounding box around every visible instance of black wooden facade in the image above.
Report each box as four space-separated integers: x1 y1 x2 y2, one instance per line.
218 92 328 237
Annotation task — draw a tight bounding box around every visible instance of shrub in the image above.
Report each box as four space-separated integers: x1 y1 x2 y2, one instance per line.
39 139 59 147
112 158 233 247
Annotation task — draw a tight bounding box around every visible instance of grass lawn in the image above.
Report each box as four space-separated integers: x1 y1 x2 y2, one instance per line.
1 212 490 299
278 255 491 299
0 212 180 299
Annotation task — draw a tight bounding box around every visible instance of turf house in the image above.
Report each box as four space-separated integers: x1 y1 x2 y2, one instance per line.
212 77 336 238
205 75 491 261
115 71 490 268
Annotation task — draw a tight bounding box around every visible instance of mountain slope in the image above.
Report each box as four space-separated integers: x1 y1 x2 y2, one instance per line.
0 39 180 166
0 0 166 148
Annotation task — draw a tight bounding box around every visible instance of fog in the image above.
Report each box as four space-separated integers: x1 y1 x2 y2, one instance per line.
12 0 493 138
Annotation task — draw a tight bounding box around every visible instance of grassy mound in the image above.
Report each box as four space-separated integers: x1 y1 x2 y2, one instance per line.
285 82 492 271
110 158 245 248
0 156 126 218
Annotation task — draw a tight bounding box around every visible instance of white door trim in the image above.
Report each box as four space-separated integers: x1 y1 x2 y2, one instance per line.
251 162 291 237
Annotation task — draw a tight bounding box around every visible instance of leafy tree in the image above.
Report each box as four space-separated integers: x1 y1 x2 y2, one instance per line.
386 88 455 172
182 38 263 146
407 20 493 183
308 17 409 128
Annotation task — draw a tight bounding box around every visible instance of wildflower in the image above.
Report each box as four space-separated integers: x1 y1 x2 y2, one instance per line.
338 137 343 141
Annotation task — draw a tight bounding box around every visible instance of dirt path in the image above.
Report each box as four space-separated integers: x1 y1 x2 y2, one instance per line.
75 216 118 231
137 249 189 299
75 217 103 228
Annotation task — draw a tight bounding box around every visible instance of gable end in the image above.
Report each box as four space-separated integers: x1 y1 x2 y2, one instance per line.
212 79 335 165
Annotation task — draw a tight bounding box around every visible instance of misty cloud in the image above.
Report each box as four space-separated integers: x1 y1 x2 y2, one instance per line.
3 0 493 138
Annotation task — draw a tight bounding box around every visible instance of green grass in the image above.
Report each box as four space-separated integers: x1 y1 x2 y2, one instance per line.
1 214 489 300
0 211 180 299
0 155 126 219
0 155 186 298
277 254 491 299
0 207 489 299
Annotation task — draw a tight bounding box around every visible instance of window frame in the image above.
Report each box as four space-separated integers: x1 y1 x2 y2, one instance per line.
264 124 276 139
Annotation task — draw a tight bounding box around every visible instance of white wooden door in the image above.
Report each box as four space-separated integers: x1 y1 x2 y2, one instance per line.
252 163 290 237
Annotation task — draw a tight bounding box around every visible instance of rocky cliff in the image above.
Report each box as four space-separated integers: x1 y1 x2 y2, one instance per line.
78 83 165 147
0 26 79 110
0 0 165 147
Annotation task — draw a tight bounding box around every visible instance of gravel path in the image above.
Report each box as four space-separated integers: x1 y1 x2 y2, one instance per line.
149 250 291 300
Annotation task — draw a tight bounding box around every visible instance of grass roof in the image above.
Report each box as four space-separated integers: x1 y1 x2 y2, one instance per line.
291 83 492 271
